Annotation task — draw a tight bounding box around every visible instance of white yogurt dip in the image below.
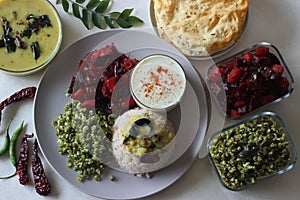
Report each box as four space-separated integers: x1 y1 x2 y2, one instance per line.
130 54 186 111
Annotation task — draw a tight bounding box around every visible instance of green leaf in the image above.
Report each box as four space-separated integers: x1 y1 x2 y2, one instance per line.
86 0 100 10
120 8 133 20
126 16 144 26
81 9 91 29
30 41 41 60
95 0 110 14
116 18 132 28
72 3 81 19
92 12 105 29
104 16 115 28
109 12 121 20
76 0 86 3
62 0 69 12
57 0 143 30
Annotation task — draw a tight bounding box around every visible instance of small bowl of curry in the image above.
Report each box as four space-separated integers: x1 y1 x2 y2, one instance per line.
0 0 62 75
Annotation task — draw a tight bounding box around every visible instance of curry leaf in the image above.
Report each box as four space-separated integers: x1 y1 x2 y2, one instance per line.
76 0 86 3
72 3 81 19
56 0 143 29
116 18 132 28
104 16 115 28
109 12 121 20
92 12 105 29
81 9 91 29
95 0 110 14
126 16 144 26
30 41 41 61
86 0 100 10
120 8 133 20
62 0 69 12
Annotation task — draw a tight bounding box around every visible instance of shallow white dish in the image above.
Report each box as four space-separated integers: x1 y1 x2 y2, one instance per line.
33 30 209 199
148 0 249 60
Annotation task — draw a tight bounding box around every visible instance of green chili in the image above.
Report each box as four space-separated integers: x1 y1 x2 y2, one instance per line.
9 120 24 167
0 120 24 179
0 171 17 179
0 120 12 156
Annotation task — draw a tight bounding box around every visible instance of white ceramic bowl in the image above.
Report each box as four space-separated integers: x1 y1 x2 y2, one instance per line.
130 54 186 112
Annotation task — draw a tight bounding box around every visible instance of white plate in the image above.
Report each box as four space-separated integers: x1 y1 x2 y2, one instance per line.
33 30 209 199
148 0 249 60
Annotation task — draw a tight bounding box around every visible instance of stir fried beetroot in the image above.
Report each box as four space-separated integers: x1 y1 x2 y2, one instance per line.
226 68 243 83
68 45 139 115
208 46 290 118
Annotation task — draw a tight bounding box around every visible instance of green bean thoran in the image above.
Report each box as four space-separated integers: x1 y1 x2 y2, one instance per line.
209 115 292 190
0 120 12 156
52 100 115 182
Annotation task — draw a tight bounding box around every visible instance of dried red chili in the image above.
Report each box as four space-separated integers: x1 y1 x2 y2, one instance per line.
0 87 36 123
32 139 51 196
17 133 34 185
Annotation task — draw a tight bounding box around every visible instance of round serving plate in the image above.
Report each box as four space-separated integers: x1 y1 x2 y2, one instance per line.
33 29 209 199
90 30 205 172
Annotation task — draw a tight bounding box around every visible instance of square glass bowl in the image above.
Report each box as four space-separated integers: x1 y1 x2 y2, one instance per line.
206 42 294 119
208 111 297 191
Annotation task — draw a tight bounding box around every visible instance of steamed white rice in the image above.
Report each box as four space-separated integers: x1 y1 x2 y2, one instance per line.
112 108 175 174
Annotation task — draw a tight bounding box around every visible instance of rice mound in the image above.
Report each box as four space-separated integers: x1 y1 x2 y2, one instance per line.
112 108 175 174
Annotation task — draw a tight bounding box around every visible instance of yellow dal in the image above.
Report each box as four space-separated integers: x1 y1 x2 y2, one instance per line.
0 0 61 72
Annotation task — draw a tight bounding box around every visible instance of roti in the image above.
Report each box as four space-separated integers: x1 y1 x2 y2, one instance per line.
152 0 249 56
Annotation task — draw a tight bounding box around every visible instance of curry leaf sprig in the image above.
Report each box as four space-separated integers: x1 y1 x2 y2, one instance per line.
56 0 144 29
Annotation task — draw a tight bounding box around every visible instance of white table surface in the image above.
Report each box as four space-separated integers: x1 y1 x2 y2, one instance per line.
1 0 300 199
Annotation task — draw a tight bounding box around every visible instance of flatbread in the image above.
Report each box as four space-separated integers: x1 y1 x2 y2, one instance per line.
152 0 249 56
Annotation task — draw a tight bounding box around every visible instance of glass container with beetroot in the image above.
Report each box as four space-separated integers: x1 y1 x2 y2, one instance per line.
206 42 294 119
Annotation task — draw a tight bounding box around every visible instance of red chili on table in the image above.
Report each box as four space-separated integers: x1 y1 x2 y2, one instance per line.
208 46 290 119
32 139 51 196
0 87 36 124
17 133 34 185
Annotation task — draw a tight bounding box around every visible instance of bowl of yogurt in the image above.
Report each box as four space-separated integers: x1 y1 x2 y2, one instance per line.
130 54 186 112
